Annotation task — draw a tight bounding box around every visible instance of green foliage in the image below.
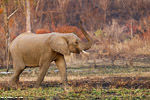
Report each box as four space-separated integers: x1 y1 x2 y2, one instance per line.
94 29 103 37
1 87 149 99
0 87 63 99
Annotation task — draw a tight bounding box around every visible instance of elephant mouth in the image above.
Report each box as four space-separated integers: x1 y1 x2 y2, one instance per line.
72 49 80 54
77 51 80 54
75 51 80 54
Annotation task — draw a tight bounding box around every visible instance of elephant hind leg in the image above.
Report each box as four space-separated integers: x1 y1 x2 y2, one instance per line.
9 61 25 87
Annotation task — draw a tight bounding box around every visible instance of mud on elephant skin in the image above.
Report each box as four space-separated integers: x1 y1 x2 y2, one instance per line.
8 22 92 91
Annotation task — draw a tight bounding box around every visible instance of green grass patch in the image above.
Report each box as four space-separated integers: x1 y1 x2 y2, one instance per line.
0 87 150 99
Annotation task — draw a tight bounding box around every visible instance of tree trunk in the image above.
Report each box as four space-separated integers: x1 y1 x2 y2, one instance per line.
2 1 10 71
26 0 31 32
130 19 133 37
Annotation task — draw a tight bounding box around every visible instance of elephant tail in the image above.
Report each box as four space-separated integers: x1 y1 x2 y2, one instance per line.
6 49 10 72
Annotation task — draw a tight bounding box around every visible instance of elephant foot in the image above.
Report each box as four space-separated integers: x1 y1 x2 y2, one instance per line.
63 86 73 94
34 84 40 88
8 81 19 89
8 77 20 89
64 87 69 94
62 84 73 93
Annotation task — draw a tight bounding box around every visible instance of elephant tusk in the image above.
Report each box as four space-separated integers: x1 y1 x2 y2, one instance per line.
82 50 90 55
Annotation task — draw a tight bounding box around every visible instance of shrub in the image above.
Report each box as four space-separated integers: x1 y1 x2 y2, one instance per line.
35 26 84 40
36 29 51 34
94 29 103 37
0 8 3 14
54 26 84 40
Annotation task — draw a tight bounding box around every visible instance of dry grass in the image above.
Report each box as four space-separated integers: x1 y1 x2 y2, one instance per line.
1 71 150 83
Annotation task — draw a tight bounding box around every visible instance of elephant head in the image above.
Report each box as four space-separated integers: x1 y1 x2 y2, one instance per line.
49 22 93 55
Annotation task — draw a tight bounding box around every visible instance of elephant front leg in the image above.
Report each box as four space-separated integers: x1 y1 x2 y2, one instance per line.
55 56 68 91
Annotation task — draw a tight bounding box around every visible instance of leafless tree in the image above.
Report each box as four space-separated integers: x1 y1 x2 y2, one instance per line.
58 0 70 24
2 1 9 69
1 0 18 71
26 0 31 32
98 0 110 24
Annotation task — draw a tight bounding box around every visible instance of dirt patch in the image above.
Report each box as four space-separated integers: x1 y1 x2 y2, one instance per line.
1 76 150 90
68 76 150 89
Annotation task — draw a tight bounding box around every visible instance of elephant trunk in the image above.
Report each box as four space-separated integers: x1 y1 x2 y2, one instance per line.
79 22 93 50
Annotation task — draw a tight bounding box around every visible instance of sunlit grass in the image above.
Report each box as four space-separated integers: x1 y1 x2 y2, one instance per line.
0 87 150 99
0 87 63 99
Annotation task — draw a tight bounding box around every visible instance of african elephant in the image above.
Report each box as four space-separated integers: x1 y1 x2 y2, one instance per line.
9 22 92 91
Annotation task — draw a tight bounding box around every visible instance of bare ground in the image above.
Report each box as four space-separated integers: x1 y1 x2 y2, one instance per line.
1 57 150 90
0 74 150 90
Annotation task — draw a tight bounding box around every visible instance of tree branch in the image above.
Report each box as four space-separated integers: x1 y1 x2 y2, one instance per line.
8 9 18 19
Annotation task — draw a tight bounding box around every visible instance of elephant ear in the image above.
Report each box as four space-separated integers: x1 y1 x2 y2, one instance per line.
49 34 70 55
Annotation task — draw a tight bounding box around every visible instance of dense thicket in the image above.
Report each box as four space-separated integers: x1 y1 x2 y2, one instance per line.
0 0 150 35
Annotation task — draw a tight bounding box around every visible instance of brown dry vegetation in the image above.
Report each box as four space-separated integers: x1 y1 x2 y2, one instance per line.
0 0 150 66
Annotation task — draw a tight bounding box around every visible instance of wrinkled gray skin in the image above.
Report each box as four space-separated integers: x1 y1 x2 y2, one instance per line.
9 24 92 91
